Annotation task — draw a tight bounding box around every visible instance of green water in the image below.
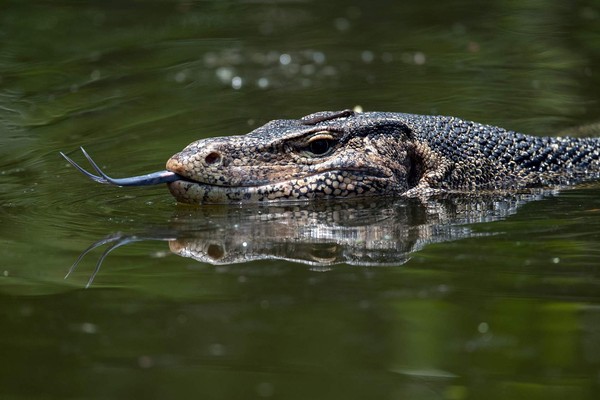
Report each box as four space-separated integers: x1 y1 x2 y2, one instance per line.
1 1 600 399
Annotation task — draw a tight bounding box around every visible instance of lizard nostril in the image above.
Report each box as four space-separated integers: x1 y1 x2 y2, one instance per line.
206 243 225 260
205 151 222 166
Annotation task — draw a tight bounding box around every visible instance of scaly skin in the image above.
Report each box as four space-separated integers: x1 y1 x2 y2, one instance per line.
165 110 600 204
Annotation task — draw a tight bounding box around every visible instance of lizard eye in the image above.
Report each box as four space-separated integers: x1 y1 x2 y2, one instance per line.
309 139 333 155
303 133 336 157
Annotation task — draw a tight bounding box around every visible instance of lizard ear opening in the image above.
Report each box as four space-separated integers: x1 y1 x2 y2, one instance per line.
407 145 425 189
405 142 452 193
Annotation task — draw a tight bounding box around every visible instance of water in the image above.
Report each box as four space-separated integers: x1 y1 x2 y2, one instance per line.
1 0 600 398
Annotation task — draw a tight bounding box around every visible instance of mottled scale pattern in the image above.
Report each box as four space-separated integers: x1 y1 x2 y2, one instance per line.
166 110 600 203
408 114 600 189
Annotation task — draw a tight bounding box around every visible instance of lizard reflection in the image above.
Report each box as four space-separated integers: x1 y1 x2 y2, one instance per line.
69 192 549 286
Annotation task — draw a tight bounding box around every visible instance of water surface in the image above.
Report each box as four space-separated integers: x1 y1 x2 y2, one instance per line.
1 1 600 399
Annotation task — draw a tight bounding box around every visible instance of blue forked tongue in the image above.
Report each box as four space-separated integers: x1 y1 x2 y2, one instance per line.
60 147 183 186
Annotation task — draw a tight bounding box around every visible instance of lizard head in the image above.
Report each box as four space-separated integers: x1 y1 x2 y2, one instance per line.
166 110 426 204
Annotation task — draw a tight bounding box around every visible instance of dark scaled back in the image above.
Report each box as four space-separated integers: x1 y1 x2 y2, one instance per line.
401 114 600 189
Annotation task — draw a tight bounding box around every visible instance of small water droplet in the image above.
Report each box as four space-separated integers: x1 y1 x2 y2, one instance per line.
257 77 269 88
231 76 243 89
175 70 188 83
81 322 98 334
311 51 326 64
215 67 234 83
138 355 154 369
413 52 426 65
279 53 292 65
334 17 350 31
361 50 374 63
477 322 489 334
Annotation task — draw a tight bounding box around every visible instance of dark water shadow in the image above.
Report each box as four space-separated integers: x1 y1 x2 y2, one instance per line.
69 191 552 286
